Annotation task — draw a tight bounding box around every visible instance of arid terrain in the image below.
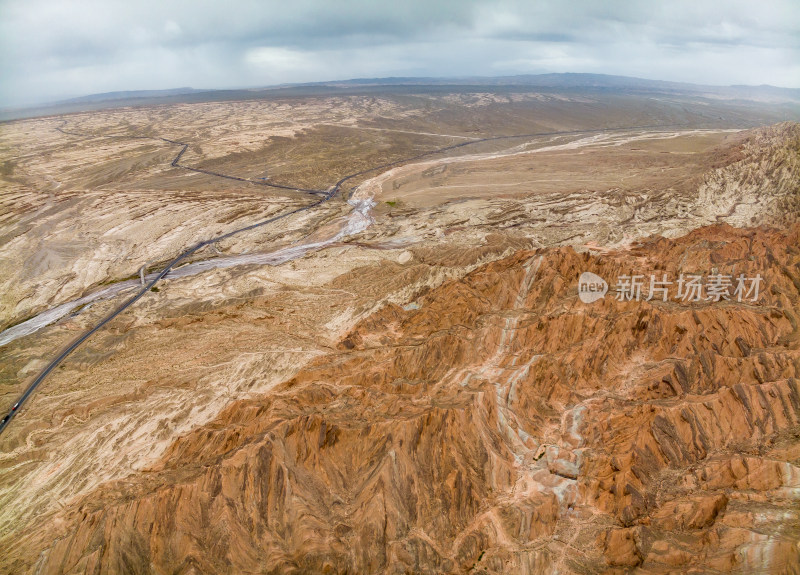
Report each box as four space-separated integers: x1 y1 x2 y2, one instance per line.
1 84 799 574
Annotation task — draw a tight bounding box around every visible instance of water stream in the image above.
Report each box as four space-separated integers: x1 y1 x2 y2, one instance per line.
0 197 375 348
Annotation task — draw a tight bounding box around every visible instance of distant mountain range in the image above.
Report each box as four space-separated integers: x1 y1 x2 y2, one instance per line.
320 73 800 101
3 73 799 121
58 87 203 105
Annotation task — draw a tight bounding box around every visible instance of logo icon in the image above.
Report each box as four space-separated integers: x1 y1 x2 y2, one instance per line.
578 272 608 303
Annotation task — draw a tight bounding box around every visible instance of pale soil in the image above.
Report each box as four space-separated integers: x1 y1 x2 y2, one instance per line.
0 92 798 570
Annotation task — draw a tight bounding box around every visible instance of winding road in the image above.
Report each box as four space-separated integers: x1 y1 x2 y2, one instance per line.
0 119 693 435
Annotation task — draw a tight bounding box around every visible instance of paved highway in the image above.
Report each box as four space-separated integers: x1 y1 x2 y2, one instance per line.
0 121 691 435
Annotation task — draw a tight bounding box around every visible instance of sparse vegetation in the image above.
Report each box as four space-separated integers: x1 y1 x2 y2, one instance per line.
1 88 799 574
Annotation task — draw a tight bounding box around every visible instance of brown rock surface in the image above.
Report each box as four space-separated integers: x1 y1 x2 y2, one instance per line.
7 223 800 574
2 98 799 575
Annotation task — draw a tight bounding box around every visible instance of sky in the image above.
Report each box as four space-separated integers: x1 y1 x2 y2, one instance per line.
0 0 798 107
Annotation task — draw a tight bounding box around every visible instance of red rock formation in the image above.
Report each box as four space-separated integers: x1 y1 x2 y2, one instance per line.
8 224 800 574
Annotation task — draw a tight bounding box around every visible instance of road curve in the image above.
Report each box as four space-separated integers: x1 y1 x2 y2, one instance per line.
0 120 695 435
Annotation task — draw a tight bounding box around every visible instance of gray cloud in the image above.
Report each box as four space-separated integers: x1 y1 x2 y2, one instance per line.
1 0 798 107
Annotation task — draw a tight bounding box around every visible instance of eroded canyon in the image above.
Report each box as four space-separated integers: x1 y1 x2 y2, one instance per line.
1 87 799 574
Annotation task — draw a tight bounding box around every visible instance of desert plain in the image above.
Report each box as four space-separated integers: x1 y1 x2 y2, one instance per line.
1 83 799 573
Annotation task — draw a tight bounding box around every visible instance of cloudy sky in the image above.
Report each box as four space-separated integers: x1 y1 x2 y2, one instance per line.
1 0 798 107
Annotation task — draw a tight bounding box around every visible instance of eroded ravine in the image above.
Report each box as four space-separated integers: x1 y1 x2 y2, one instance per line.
2 122 729 434
9 223 798 574
4 116 794 564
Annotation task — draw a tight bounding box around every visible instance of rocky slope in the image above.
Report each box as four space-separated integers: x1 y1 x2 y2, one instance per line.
8 222 800 574
2 106 799 575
